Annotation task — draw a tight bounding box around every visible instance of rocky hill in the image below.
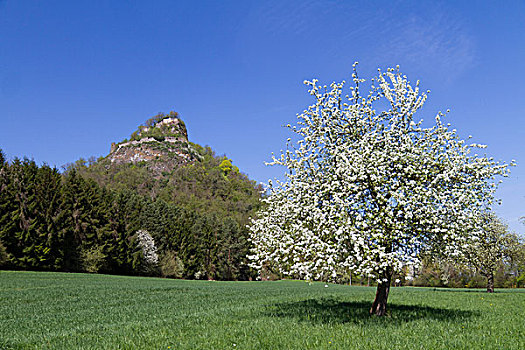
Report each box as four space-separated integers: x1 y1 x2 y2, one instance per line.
107 111 201 175
70 111 263 225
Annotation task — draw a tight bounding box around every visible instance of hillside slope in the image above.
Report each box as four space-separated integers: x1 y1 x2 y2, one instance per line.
72 111 263 227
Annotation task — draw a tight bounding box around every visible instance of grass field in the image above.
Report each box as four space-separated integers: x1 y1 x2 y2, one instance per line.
0 271 523 349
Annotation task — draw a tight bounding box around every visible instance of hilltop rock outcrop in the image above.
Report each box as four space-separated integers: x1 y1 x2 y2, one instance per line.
107 112 200 174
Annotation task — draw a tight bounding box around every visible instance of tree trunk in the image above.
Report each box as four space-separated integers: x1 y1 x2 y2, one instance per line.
370 269 392 316
486 272 494 293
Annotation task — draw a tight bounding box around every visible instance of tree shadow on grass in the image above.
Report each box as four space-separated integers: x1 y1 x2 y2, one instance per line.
265 297 478 325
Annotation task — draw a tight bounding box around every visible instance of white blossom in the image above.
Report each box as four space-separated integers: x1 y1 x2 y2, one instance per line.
248 64 512 283
136 229 159 266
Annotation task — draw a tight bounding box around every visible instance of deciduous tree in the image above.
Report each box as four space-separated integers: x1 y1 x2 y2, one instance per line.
249 63 513 315
463 213 516 292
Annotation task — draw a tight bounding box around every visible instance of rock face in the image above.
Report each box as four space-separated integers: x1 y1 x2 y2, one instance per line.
107 113 200 174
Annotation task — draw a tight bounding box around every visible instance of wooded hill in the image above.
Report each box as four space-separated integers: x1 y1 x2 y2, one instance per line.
0 112 263 280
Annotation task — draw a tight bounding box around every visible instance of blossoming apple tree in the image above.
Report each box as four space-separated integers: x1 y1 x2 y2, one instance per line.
463 213 521 293
248 63 513 316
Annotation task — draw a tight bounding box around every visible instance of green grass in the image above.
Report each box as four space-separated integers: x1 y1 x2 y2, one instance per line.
0 271 523 349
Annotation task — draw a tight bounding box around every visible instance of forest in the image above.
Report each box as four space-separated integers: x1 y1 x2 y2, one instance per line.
0 143 263 281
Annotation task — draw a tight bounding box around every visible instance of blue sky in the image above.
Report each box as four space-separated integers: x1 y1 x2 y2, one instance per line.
0 0 524 235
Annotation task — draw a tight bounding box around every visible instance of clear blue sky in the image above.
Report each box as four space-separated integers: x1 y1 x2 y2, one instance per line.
1 0 524 235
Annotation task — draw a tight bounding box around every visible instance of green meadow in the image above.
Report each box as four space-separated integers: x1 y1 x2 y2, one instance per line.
1 271 523 349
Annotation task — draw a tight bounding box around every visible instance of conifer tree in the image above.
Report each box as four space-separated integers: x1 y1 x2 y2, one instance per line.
2 158 39 268
105 189 145 273
58 169 104 270
0 149 14 266
31 165 62 269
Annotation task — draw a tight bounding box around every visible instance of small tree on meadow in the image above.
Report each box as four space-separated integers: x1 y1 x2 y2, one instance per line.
249 63 512 316
463 213 517 292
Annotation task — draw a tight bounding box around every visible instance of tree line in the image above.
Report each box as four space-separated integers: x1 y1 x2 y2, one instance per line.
0 148 259 280
1 143 523 289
